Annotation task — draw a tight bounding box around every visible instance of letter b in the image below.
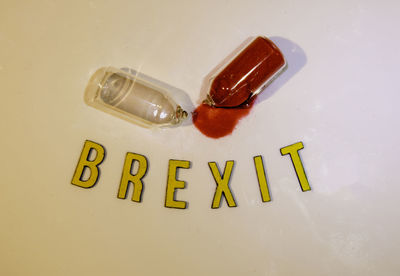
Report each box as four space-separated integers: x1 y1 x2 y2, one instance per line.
71 140 105 188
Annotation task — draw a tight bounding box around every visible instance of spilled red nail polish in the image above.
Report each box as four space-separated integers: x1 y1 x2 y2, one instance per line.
192 97 256 139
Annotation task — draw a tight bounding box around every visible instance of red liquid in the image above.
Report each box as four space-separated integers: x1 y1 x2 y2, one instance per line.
192 97 256 139
209 37 285 107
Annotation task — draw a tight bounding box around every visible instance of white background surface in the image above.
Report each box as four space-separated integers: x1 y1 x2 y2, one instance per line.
1 0 400 275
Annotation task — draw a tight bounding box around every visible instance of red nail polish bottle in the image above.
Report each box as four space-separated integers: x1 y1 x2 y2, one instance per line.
205 36 286 107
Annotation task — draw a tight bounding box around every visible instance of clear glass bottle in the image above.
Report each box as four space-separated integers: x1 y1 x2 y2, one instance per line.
84 67 188 127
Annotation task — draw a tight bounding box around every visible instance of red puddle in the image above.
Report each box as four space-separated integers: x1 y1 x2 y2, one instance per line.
192 97 256 139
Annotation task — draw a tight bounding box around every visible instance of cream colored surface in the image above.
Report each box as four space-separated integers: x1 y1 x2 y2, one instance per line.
1 0 400 275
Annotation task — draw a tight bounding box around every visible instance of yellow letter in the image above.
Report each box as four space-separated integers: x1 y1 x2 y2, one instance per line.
254 156 271 202
209 161 237 209
280 142 311 192
165 160 191 209
71 140 105 188
117 153 148 202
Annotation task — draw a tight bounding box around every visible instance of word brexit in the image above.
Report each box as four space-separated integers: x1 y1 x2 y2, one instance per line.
71 140 311 209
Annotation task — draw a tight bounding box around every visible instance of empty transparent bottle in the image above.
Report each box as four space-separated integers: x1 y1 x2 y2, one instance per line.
84 67 188 127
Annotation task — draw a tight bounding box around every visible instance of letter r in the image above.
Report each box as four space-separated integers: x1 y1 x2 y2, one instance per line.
117 152 148 202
